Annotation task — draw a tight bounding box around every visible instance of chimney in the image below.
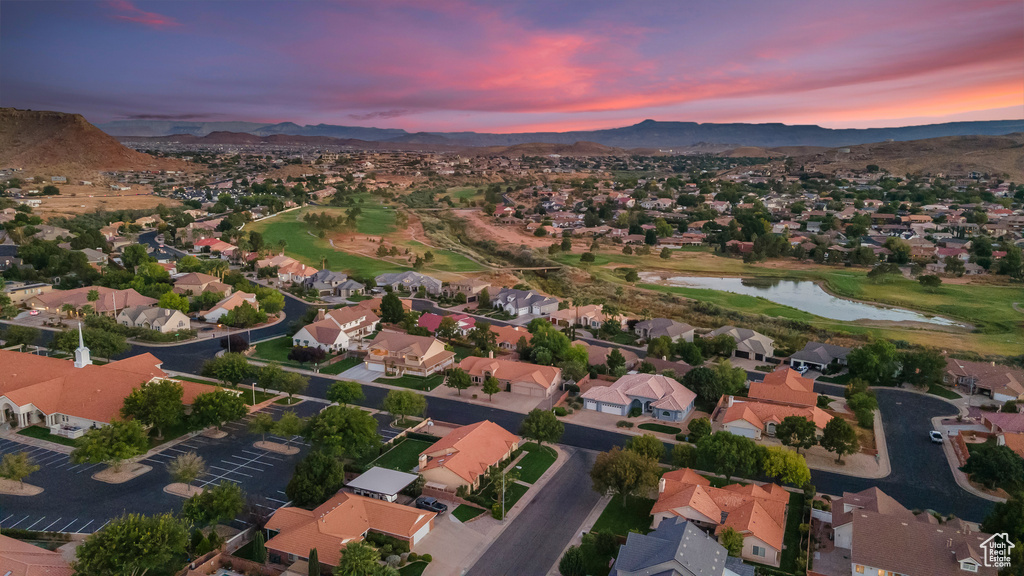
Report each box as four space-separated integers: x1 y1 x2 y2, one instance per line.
316 309 326 322
418 454 427 469
658 477 666 493
488 350 494 359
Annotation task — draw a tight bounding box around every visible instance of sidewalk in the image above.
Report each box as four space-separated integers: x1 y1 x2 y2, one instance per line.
931 414 1007 503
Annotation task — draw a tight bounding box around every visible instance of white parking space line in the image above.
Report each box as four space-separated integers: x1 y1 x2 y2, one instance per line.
95 520 110 531
241 449 282 460
41 518 62 531
25 517 46 530
59 518 79 532
7 515 30 528
267 496 288 504
77 519 95 533
1 514 13 524
208 465 251 477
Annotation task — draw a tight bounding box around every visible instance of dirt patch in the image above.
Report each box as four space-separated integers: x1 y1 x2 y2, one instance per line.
203 428 229 439
454 209 555 250
29 184 182 219
164 482 205 498
92 463 152 484
255 440 300 455
0 478 43 496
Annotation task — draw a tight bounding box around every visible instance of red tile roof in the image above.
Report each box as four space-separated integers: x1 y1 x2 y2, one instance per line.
420 420 519 484
748 367 817 407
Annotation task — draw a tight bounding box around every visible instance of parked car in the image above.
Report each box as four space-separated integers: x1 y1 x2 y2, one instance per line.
415 496 448 514
929 430 943 443
796 365 809 374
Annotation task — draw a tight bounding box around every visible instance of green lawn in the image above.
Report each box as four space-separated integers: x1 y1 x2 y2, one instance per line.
356 204 397 235
149 419 194 449
253 336 296 363
779 492 806 574
370 438 434 472
17 425 78 448
609 332 639 345
927 383 962 400
374 373 444 391
451 345 475 361
173 376 276 405
514 442 557 484
321 356 362 375
637 423 682 435
816 373 852 385
590 494 655 537
398 561 428 576
452 504 486 522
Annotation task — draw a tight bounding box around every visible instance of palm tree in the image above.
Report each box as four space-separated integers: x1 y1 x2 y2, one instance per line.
61 303 75 318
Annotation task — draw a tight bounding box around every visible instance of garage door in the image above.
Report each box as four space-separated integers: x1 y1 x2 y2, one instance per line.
600 403 623 415
735 351 750 359
585 400 597 411
725 424 758 438
511 382 544 397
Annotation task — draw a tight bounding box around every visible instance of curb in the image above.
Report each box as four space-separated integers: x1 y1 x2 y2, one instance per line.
930 415 1007 503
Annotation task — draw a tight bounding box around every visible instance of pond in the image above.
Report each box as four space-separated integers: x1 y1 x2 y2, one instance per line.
658 276 961 326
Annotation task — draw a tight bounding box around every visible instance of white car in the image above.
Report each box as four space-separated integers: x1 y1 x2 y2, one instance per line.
795 365 809 374
929 430 943 443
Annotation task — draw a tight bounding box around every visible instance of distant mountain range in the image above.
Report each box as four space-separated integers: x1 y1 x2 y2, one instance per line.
98 118 1024 148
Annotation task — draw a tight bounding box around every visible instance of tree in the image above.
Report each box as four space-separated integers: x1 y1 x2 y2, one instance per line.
249 412 275 442
671 443 695 468
286 450 346 507
71 419 150 472
258 289 286 314
519 408 565 446
202 352 253 386
379 292 405 324
1003 400 1019 414
191 390 248 431
327 380 364 406
719 527 743 557
258 362 285 391
687 417 711 443
660 247 671 259
482 376 501 400
308 548 321 576
335 541 381 576
72 513 189 576
962 443 1024 489
918 274 942 289
847 340 900 386
121 244 151 272
683 366 726 403
166 451 206 488
435 316 459 342
761 446 811 486
276 371 310 401
675 341 703 365
252 530 267 563
590 447 661 506
606 348 626 372
158 291 190 314
558 545 586 576
306 405 380 459
776 416 818 454
381 389 427 424
646 336 673 359
695 432 760 482
626 434 665 461
820 417 860 463
121 379 184 439
2 325 38 350
273 410 306 439
182 481 245 527
445 367 472 396
478 287 491 310
899 348 946 388
981 492 1024 573
468 322 498 353
944 255 966 277
221 300 266 327
0 452 39 487
288 346 327 366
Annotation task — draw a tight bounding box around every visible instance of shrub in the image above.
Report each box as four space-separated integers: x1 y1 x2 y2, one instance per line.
553 407 568 417
408 553 419 562
628 406 642 418
855 408 874 428
421 554 432 563
675 433 687 442
565 384 580 395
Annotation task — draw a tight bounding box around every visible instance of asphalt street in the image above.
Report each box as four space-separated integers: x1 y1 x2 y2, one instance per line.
467 449 600 576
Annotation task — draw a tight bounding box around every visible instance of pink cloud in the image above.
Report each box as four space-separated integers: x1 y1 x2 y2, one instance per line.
106 0 178 29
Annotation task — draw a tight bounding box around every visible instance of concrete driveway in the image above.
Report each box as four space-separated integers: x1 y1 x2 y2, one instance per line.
337 365 379 383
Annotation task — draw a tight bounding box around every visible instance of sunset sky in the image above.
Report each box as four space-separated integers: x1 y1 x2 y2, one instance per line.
2 0 1021 132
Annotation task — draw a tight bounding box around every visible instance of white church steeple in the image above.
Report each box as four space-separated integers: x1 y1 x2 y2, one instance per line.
74 321 91 368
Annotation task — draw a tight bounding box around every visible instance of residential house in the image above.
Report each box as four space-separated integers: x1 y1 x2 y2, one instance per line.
0 348 206 433
458 355 561 397
116 306 191 334
292 307 380 352
31 225 71 242
491 324 532 350
27 287 156 316
352 297 412 317
363 331 455 376
980 412 1024 458
704 326 775 362
375 271 442 295
582 373 696 422
944 358 1024 403
80 247 109 266
200 291 258 323
788 341 851 372
417 420 519 489
491 288 559 317
814 487 995 576
193 237 237 257
441 278 491 302
748 367 818 407
334 278 367 298
265 492 435 568
256 253 298 270
0 533 73 576
612 517 752 576
1 281 52 306
717 395 830 439
572 340 639 370
418 312 475 336
651 468 789 567
277 260 319 283
548 304 626 331
172 272 232 297
634 318 695 343
304 269 349 296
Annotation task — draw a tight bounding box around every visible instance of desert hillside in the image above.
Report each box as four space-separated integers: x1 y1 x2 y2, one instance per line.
0 108 189 176
790 134 1024 180
473 141 629 157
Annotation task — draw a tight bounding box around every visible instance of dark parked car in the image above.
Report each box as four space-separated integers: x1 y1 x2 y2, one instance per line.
415 496 448 514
